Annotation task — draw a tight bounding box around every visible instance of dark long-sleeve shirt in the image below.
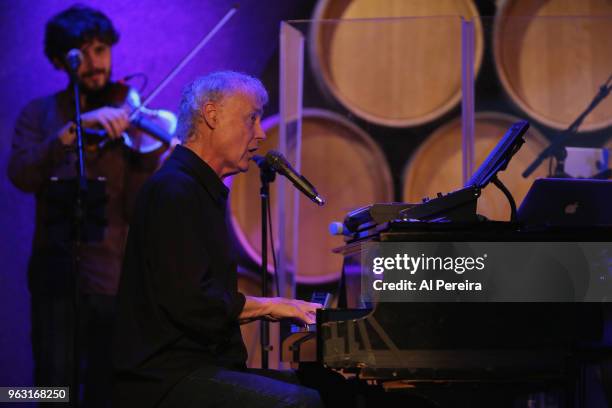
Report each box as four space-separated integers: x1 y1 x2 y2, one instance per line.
113 145 247 408
8 88 161 295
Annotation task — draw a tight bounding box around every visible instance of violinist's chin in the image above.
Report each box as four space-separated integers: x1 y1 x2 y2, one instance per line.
80 71 110 93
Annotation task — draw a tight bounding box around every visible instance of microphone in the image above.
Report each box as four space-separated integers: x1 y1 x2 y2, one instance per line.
65 49 83 73
329 221 349 236
259 151 325 206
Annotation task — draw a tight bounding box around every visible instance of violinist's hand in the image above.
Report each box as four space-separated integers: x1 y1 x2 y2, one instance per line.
58 122 77 146
57 107 130 146
240 296 322 325
81 107 130 140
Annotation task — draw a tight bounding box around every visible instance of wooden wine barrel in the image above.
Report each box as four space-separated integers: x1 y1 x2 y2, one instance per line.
228 109 393 284
494 0 612 131
309 0 483 127
402 112 549 221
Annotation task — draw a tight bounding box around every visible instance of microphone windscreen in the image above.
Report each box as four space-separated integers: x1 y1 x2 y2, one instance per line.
328 221 345 236
66 49 82 62
251 155 265 167
65 49 83 71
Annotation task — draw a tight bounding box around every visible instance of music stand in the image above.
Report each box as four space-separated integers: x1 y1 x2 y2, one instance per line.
465 120 530 221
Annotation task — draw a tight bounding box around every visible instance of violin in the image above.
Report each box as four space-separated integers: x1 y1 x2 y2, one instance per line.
81 4 238 154
83 81 177 154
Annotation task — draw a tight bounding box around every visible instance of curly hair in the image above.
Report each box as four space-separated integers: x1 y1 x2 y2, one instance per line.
175 71 269 144
44 4 119 64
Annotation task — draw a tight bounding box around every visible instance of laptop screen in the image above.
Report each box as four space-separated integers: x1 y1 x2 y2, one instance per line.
518 178 612 227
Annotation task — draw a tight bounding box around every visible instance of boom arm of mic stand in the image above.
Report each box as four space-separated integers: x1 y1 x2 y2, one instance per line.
522 74 612 179
522 141 566 178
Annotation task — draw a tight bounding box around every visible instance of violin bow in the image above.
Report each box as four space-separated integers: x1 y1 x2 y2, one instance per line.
129 4 239 120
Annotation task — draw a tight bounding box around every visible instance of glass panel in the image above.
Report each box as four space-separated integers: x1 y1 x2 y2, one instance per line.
278 22 304 299
281 16 467 296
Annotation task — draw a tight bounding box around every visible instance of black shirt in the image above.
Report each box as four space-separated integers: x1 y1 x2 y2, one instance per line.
113 145 247 408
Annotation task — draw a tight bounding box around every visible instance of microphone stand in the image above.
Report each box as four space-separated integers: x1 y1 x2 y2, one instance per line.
523 73 612 179
258 160 276 369
69 66 86 408
252 152 325 368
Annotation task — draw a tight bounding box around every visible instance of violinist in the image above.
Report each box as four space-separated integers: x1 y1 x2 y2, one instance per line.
7 5 168 407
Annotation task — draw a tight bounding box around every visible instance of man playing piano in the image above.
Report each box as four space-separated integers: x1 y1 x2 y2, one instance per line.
113 71 328 408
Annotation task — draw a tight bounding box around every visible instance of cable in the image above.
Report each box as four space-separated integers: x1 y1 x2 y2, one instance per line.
267 199 281 297
121 72 149 94
548 155 554 177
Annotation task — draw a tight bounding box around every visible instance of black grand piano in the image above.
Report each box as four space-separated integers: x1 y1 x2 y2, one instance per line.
283 122 612 407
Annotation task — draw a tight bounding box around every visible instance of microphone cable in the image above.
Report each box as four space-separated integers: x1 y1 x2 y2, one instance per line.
267 197 281 297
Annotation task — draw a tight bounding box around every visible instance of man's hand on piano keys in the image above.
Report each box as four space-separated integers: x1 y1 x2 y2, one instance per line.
263 298 323 325
239 296 322 325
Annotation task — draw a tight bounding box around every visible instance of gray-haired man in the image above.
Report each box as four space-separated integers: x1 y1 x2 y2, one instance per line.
113 71 327 408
